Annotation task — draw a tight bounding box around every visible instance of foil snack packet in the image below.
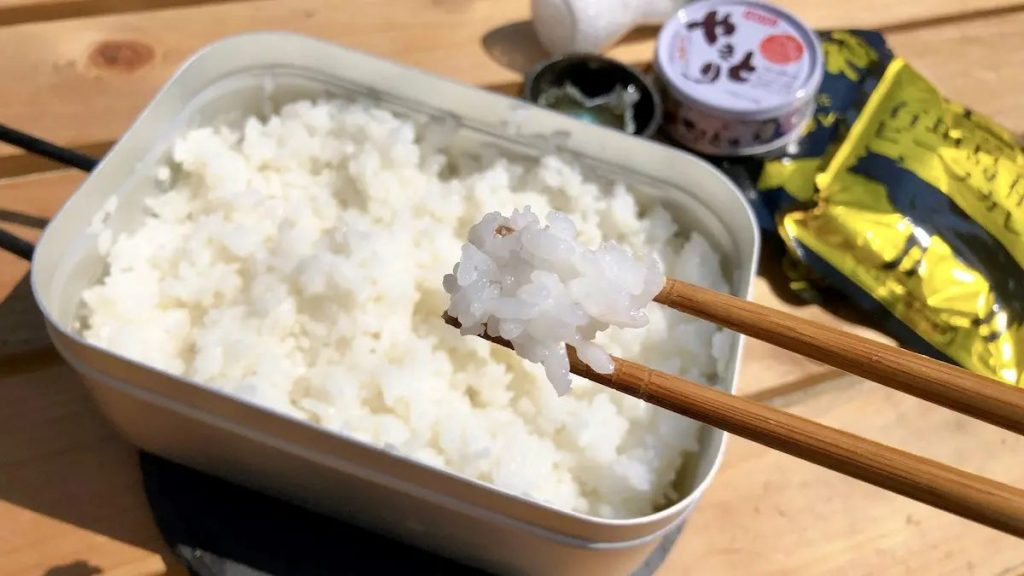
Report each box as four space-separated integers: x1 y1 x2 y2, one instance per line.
777 56 1024 386
734 30 892 300
754 30 892 232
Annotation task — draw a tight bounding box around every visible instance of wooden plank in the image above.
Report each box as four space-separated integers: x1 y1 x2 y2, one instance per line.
0 170 178 573
0 0 241 27
0 170 81 289
1 1 1023 173
0 360 185 576
0 0 71 7
663 375 1024 576
0 0 209 9
0 171 81 356
0 0 536 165
0 169 80 243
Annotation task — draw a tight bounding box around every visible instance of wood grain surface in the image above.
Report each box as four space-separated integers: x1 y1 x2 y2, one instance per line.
0 363 183 576
670 376 1024 576
0 0 1023 172
2 1 1024 574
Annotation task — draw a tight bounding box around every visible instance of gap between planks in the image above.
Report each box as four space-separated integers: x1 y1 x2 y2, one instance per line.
0 0 245 26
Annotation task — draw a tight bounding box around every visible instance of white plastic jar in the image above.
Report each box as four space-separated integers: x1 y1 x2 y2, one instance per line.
654 0 823 157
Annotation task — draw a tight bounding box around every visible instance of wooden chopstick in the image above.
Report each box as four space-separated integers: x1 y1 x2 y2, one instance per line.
441 314 1024 538
656 278 1024 436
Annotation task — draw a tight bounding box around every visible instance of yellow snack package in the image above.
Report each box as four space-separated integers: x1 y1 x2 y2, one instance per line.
780 57 1024 386
757 30 892 208
748 30 891 299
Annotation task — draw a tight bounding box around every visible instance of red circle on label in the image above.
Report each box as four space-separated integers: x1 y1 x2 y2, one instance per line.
759 34 804 64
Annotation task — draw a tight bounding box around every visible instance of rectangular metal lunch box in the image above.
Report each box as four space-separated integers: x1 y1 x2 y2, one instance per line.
30 32 760 575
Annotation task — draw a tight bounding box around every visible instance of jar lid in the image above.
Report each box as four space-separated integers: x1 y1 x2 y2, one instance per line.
655 0 823 121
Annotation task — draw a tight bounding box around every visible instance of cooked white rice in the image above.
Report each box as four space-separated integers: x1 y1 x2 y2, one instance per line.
79 98 732 519
445 208 665 395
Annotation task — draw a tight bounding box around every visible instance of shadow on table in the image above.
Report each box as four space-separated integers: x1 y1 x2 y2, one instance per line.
0 272 54 364
0 208 49 229
756 234 888 333
480 20 660 94
43 560 103 576
1 205 54 365
481 21 547 77
0 272 181 571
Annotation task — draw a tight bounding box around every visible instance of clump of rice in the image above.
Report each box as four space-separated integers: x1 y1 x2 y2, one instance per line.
445 207 665 395
79 98 732 519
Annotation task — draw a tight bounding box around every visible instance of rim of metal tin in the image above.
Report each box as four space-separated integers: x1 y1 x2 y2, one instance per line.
655 0 824 122
523 53 664 138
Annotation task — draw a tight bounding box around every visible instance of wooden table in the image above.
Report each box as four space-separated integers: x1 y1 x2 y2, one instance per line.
2 1 1023 574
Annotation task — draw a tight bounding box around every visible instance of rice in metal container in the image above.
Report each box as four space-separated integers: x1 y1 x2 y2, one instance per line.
77 99 732 520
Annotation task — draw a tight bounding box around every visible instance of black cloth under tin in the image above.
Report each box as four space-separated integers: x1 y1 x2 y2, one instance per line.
139 452 683 576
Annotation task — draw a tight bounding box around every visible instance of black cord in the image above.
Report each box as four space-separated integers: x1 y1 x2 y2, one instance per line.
0 122 98 172
0 123 98 261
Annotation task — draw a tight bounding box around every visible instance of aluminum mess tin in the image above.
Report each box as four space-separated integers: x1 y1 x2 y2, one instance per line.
31 32 760 575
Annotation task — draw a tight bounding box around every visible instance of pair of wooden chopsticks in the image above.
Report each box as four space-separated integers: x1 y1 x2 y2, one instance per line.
444 277 1024 538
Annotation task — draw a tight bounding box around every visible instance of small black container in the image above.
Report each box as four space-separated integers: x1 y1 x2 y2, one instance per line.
524 54 663 138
